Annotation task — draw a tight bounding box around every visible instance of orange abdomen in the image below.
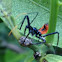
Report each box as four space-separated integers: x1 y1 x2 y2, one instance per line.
38 24 49 34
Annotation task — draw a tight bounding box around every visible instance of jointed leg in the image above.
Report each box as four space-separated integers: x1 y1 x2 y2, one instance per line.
30 12 38 24
19 15 30 30
19 12 38 30
32 36 46 45
42 32 59 46
24 33 30 40
24 26 27 35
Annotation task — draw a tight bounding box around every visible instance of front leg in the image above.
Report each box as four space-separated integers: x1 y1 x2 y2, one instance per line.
19 15 31 30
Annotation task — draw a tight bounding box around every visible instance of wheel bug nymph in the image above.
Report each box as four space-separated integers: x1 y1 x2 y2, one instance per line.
9 12 59 46
19 12 59 46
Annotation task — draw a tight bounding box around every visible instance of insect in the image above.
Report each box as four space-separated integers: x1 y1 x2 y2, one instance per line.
19 12 59 46
9 12 59 46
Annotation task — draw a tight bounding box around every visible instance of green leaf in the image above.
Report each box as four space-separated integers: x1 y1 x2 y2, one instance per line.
40 54 62 62
1 0 62 47
29 0 62 47
1 0 62 62
10 0 62 47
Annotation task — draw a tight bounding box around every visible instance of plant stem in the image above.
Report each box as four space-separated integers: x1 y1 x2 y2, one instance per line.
46 0 59 43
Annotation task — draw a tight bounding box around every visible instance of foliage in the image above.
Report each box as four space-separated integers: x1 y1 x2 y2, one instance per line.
0 0 62 62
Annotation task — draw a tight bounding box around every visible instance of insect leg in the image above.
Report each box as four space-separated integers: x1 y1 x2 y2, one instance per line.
32 36 46 45
24 26 27 35
42 32 59 46
19 15 30 30
30 12 38 24
24 32 30 41
19 12 38 30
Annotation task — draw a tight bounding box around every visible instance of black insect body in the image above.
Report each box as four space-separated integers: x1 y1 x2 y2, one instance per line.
19 12 59 46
